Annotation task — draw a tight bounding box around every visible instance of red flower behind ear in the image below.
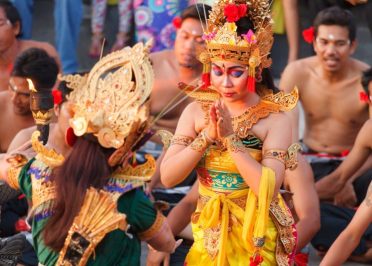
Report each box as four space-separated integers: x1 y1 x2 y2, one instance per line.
360 91 370 103
172 16 182 29
224 4 247 23
302 26 315 44
52 89 63 105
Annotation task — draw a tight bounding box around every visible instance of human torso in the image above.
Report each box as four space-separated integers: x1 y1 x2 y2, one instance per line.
0 93 34 152
298 58 369 154
150 50 199 139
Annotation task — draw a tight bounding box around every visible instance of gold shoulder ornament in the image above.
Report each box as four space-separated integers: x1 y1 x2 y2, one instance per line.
32 131 65 168
232 87 299 138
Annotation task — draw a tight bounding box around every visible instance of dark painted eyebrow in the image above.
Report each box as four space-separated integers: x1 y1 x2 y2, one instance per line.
212 63 245 70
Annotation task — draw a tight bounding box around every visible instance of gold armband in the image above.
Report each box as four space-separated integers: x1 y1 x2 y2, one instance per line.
223 134 246 153
263 150 287 165
6 154 28 190
263 143 302 170
138 211 166 241
170 135 194 147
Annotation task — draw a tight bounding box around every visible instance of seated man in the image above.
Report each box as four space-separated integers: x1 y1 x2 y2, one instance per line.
280 6 372 258
319 68 372 263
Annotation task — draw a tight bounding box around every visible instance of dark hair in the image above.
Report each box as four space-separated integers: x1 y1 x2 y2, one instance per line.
260 68 279 93
0 1 22 37
181 4 211 24
12 48 58 89
313 6 356 42
12 48 59 144
362 68 372 95
44 137 115 250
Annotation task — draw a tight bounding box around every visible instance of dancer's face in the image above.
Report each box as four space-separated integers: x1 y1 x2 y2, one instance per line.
211 61 250 103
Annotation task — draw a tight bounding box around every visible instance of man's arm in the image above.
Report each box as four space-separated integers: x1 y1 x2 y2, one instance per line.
320 182 372 266
282 0 299 63
7 127 35 153
316 119 372 199
286 154 320 251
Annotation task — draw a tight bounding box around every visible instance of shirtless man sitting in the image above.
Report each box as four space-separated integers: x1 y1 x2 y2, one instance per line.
280 6 371 258
0 1 60 91
0 47 58 153
142 4 211 197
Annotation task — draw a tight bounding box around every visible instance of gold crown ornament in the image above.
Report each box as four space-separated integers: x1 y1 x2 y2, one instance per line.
200 0 273 93
60 41 154 166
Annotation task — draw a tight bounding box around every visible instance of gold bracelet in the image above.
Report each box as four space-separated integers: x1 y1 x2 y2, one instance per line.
201 129 214 144
190 132 209 152
224 134 246 153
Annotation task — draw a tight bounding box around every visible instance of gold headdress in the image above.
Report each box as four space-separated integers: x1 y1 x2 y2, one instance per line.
60 41 154 166
200 0 273 92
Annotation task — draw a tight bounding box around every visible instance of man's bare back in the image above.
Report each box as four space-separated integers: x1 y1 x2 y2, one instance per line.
0 40 60 91
0 91 34 152
150 50 201 137
281 56 370 154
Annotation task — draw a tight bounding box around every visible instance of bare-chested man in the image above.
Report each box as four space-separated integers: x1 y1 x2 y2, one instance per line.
280 6 371 258
0 48 58 153
140 4 211 265
0 1 60 91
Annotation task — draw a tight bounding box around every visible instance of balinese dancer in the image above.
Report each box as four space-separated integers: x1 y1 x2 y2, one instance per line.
161 0 299 265
0 42 177 266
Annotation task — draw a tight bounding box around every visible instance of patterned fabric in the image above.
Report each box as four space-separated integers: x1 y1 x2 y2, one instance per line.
92 0 133 33
134 0 190 51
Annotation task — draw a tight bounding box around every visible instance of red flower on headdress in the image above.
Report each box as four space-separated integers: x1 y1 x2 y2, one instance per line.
224 4 247 23
172 16 182 29
360 91 370 103
52 89 63 105
302 26 315 44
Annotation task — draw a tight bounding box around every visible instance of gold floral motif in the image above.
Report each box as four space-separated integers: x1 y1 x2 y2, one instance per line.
170 135 194 147
190 133 209 152
204 226 221 260
138 211 166 241
113 154 155 182
261 87 299 111
269 199 296 256
57 188 127 266
224 134 246 153
263 149 287 164
286 143 302 170
32 131 65 168
6 154 28 190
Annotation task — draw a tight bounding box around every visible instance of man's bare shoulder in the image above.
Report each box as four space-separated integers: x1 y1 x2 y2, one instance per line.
350 58 370 72
0 91 9 110
150 50 175 67
280 57 317 92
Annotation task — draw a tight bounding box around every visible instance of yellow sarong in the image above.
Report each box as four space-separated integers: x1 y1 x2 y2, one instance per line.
186 183 279 265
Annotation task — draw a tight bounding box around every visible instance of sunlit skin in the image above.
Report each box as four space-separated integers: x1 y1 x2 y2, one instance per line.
314 25 356 73
174 18 205 68
8 76 31 116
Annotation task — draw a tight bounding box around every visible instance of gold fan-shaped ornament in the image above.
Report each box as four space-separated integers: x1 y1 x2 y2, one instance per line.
57 188 127 266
